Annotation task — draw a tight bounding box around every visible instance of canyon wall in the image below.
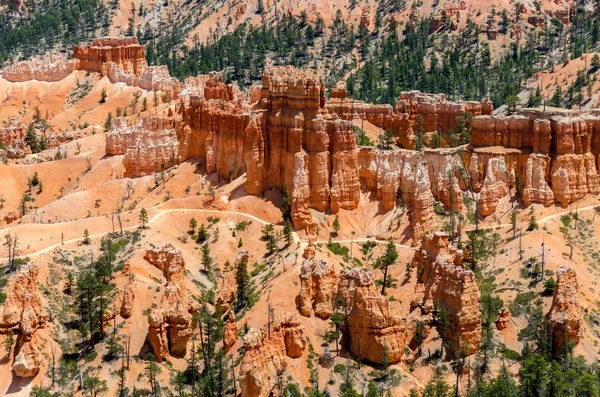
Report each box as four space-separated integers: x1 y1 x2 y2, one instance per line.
97 62 600 233
327 89 492 149
179 74 250 180
469 110 600 209
1 59 78 82
244 67 360 229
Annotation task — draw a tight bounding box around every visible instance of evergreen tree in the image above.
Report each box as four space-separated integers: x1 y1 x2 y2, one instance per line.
375 237 398 295
235 255 250 309
139 208 148 228
201 244 212 273
283 220 293 246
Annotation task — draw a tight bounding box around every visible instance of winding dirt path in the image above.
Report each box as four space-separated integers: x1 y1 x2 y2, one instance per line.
1 200 599 261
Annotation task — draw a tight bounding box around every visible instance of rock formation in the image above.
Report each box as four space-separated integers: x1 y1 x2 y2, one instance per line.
74 37 147 77
144 244 198 362
223 312 237 350
179 75 250 180
411 233 481 355
118 279 135 319
299 261 405 364
470 109 600 209
274 312 306 358
244 67 360 228
0 123 26 148
239 327 286 397
299 259 339 318
107 63 183 98
239 312 306 397
106 116 180 178
1 59 77 82
100 63 600 230
357 147 436 241
340 268 405 364
215 251 246 312
0 265 48 378
546 266 581 356
496 308 510 330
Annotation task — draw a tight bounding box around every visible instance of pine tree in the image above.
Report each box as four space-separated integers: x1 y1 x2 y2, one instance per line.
189 218 198 234
332 217 341 236
235 255 250 309
283 220 293 246
376 237 398 295
201 244 212 273
139 208 148 229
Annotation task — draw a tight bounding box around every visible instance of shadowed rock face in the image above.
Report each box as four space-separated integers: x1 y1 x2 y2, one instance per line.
144 244 198 362
0 265 48 378
546 266 581 357
411 233 482 356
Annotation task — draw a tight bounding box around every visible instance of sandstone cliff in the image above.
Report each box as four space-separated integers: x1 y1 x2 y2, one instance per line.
144 244 198 362
411 233 481 355
1 59 77 82
179 76 250 180
74 37 147 77
546 266 581 357
357 147 436 241
0 265 48 378
244 67 360 228
469 110 600 209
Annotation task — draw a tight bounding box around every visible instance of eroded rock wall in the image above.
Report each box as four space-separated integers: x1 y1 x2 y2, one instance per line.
244 67 360 228
106 116 180 178
546 266 581 357
411 233 481 355
144 244 198 362
1 59 78 82
74 37 147 77
0 265 48 378
179 87 250 180
239 312 306 397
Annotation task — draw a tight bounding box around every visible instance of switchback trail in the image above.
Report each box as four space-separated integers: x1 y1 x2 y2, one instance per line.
1 199 600 261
